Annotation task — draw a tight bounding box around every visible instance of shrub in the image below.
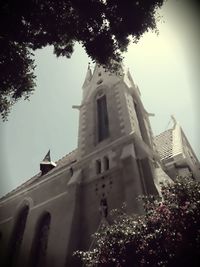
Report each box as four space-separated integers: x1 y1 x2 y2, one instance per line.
75 177 200 267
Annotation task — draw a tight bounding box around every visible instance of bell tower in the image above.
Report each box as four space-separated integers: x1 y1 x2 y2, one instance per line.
71 63 161 256
75 62 159 201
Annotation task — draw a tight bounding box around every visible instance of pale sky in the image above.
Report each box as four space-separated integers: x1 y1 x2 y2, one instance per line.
0 0 199 197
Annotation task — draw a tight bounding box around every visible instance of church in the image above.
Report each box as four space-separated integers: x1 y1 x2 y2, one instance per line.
0 63 199 267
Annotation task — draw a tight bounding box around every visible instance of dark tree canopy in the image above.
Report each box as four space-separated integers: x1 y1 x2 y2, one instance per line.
0 0 165 120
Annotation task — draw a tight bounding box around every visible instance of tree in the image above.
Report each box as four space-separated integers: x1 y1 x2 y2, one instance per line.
0 0 165 120
75 177 200 267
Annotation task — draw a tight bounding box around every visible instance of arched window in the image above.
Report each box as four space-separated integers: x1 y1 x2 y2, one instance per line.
7 205 29 267
96 160 101 174
31 212 51 267
97 95 109 142
103 156 109 171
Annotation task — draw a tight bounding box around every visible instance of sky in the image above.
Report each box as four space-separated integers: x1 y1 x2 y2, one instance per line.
0 0 200 197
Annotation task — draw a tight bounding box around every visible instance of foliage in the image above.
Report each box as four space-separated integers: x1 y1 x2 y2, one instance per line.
75 177 200 267
0 40 36 120
0 0 165 120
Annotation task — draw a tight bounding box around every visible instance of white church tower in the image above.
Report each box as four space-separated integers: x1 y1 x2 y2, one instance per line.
73 63 162 227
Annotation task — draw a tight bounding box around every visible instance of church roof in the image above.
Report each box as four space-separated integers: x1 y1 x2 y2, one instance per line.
154 121 199 168
154 117 184 163
154 129 173 161
0 149 77 201
154 123 200 181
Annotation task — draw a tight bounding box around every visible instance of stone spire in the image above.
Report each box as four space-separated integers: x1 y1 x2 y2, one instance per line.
82 63 92 88
40 150 56 175
42 150 51 162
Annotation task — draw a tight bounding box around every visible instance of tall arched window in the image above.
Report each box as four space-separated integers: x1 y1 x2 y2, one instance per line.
7 204 29 267
31 212 51 267
97 95 109 142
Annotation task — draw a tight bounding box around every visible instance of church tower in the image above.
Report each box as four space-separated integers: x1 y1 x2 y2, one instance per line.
69 63 160 257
